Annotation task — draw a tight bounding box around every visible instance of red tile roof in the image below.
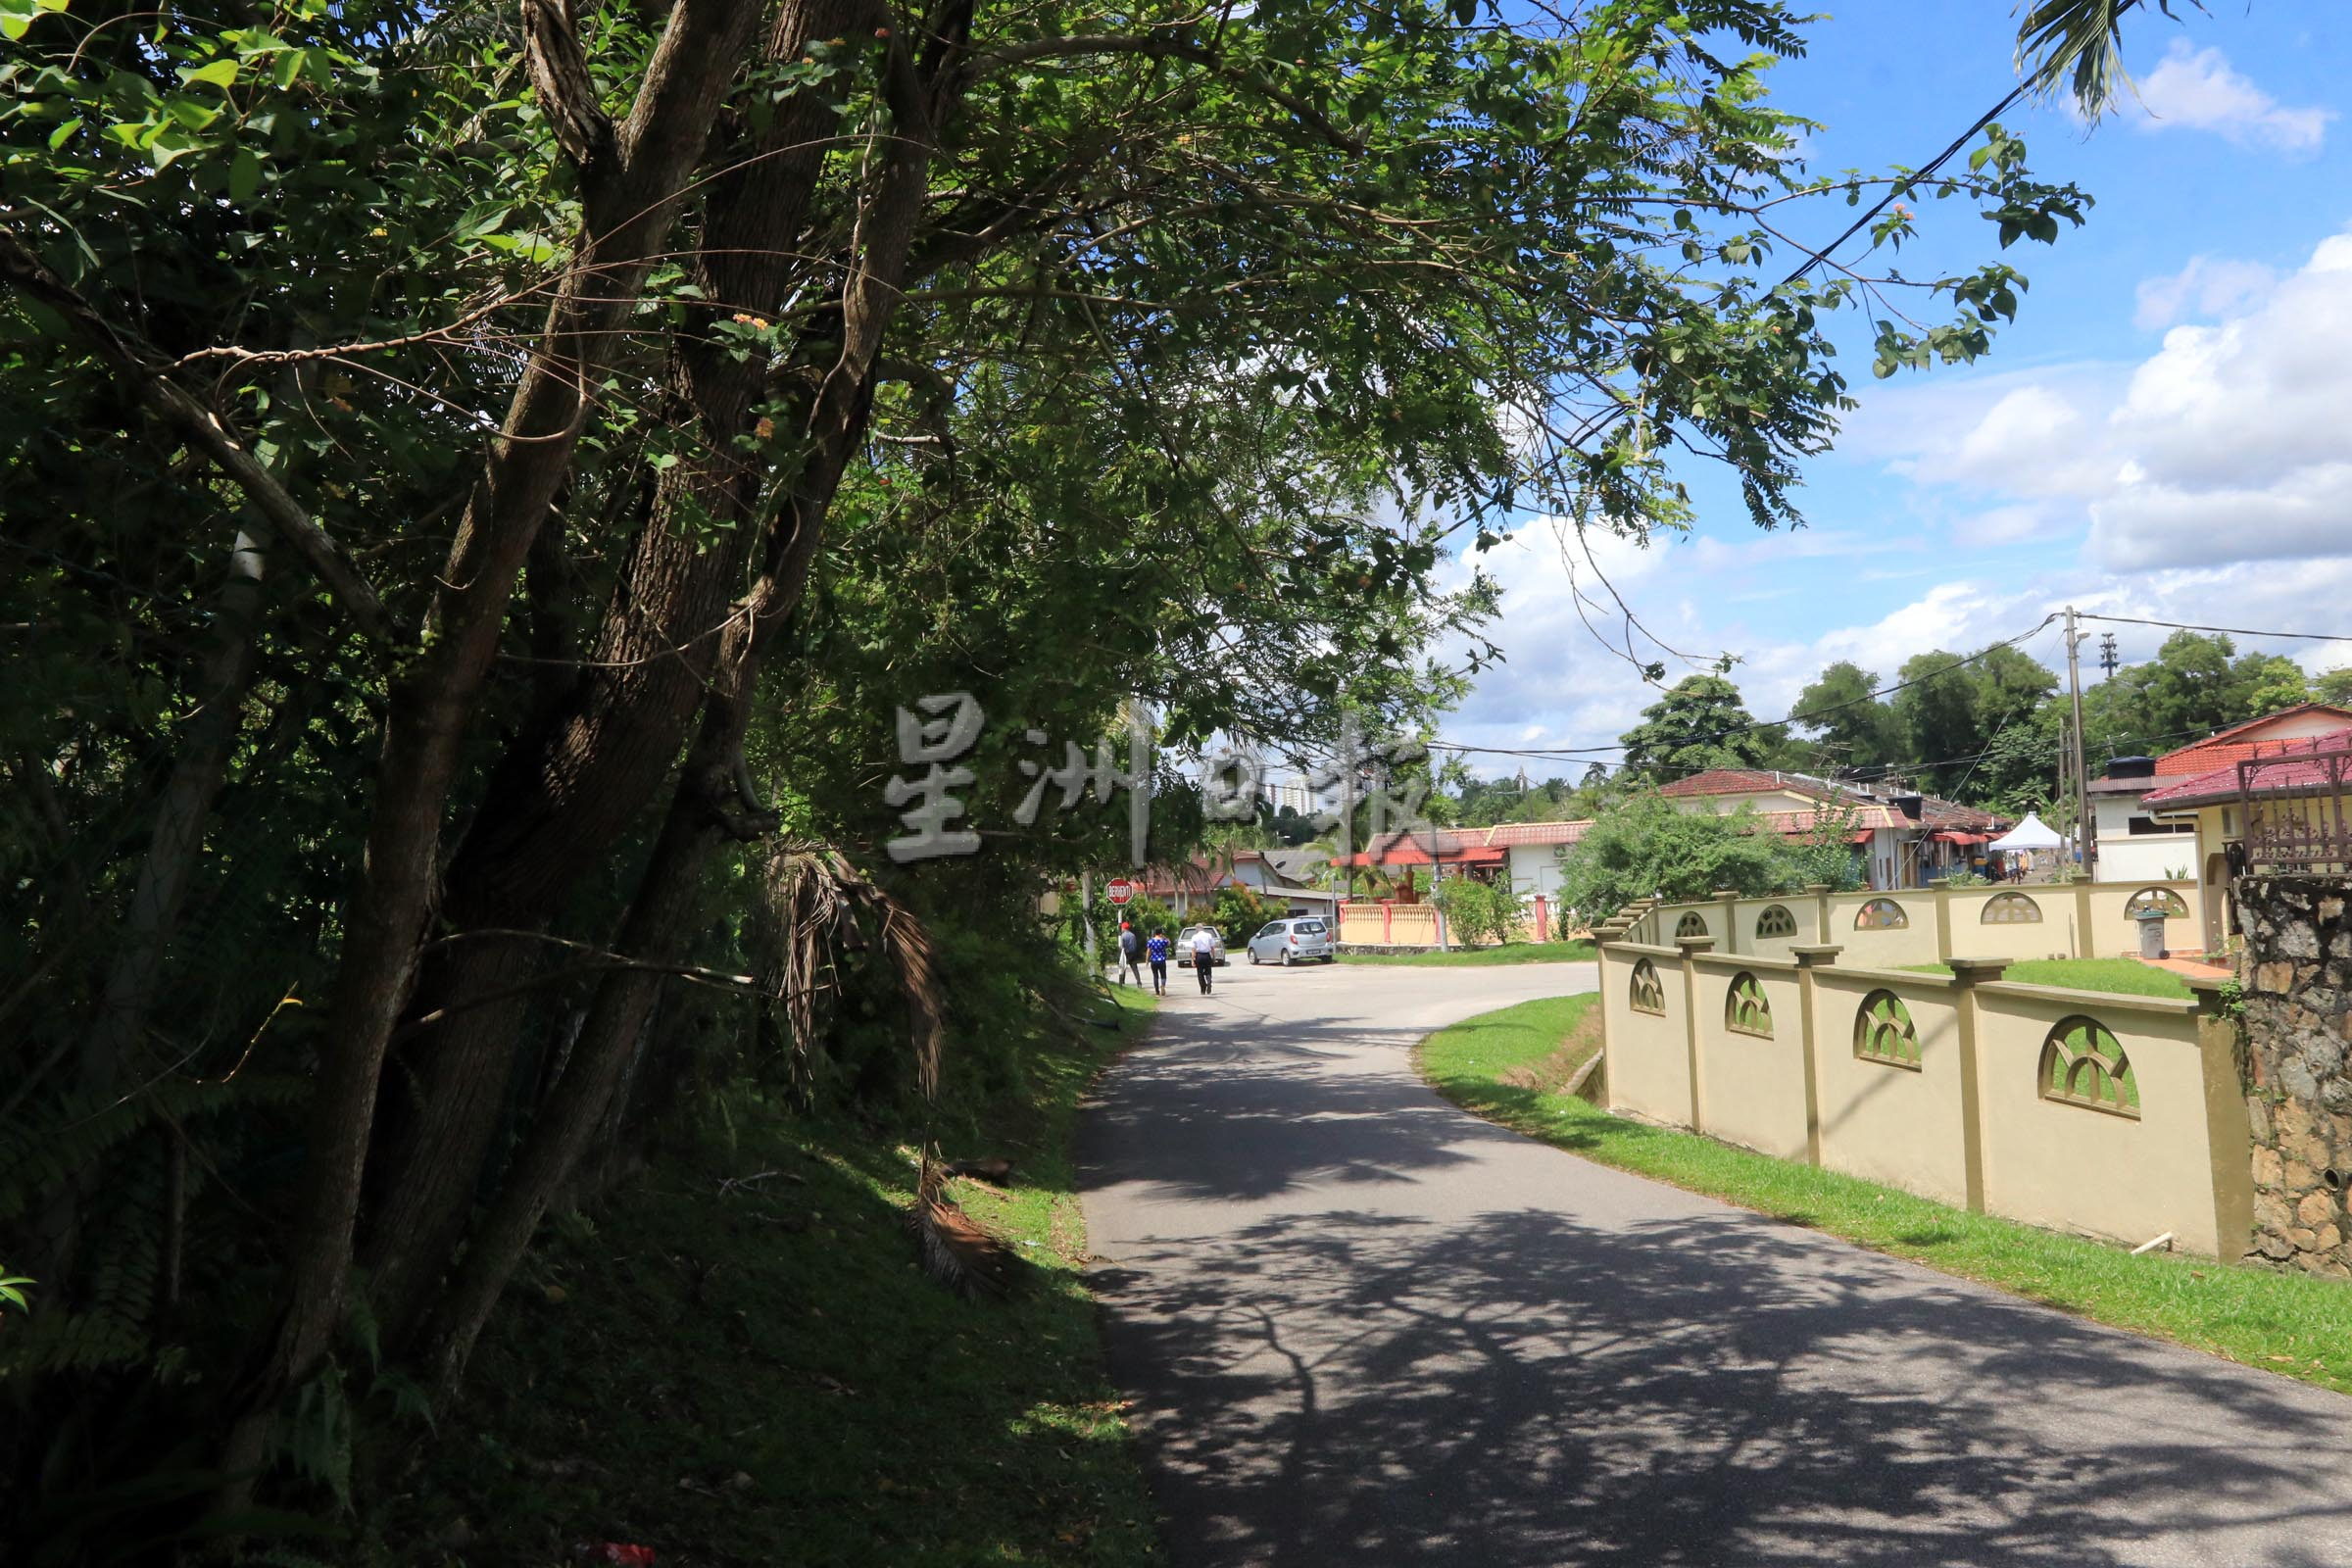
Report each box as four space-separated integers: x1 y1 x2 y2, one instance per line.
1480 819 1593 848
1658 769 1839 801
2151 704 2352 776
2141 726 2352 809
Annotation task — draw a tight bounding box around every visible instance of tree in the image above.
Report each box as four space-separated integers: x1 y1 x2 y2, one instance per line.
2317 667 2352 708
1554 793 1800 923
1619 675 1776 782
0 0 2102 1540
1889 651 1982 794
1427 875 1530 948
1788 662 1896 774
2239 654 2311 718
1211 885 1278 948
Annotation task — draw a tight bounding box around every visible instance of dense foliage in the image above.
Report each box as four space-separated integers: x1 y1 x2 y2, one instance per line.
1553 790 1847 920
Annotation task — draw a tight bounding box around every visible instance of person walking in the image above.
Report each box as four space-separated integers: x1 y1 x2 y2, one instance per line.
1116 920 1144 987
1146 929 1171 996
1189 924 1216 995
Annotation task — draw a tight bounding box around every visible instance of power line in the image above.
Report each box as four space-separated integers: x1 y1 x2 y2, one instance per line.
2077 612 2352 648
1425 613 2060 762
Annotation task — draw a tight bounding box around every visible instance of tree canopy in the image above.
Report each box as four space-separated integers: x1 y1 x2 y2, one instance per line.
0 0 2104 1549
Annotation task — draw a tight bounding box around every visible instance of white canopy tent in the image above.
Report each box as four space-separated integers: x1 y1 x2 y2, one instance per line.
1987 812 2064 853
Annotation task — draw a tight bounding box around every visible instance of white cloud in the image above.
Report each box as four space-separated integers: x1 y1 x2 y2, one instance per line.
2132 41 2333 153
2133 255 2278 329
1864 225 2352 574
1948 504 2056 548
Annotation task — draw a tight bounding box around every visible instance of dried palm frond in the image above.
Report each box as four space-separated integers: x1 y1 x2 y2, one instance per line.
907 1149 1021 1298
753 841 942 1101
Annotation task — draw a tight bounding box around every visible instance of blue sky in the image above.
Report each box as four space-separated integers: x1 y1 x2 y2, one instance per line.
1444 2 2352 773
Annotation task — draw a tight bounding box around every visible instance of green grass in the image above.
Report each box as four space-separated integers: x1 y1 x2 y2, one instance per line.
377 985 1163 1568
1342 939 1596 966
1902 957 2195 999
1420 994 2352 1397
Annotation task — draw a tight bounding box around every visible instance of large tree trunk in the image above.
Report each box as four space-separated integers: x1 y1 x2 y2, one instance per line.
356 0 872 1345
417 18 964 1386
215 0 762 1500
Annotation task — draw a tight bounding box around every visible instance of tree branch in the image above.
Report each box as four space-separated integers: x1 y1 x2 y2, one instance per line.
0 226 395 644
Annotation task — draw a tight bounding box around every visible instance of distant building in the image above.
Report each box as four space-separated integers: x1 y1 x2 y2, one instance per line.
2088 704 2352 885
1657 768 2005 891
2140 722 2352 952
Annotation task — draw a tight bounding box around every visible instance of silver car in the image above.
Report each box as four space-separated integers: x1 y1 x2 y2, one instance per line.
1176 923 1228 965
1247 917 1335 966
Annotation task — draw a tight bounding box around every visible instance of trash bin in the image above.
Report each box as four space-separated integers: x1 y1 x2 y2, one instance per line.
2135 907 2169 960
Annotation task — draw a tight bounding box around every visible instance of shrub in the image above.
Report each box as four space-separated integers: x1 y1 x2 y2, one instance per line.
1555 791 1797 924
1428 875 1529 947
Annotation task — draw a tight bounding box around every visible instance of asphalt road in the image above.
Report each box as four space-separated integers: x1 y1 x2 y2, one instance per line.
1077 959 2352 1567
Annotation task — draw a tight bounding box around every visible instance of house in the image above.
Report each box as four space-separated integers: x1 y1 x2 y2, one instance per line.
1656 769 2006 890
1482 818 1593 902
1137 850 1341 920
2088 704 2352 884
1223 849 1343 919
1332 827 1507 896
2140 723 2352 953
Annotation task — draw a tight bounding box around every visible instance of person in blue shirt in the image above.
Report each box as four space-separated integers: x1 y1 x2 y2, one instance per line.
1145 929 1171 996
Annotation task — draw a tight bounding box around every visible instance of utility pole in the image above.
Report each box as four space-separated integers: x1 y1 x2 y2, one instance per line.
2066 607 2092 878
1081 868 1097 971
2098 631 2119 682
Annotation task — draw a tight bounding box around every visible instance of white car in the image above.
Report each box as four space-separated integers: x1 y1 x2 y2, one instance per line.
1247 917 1335 965
1176 924 1228 965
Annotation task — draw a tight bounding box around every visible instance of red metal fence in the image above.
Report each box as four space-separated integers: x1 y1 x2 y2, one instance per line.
2239 743 2352 872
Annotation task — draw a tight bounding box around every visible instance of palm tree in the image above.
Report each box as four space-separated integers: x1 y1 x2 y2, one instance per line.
2014 1 2208 119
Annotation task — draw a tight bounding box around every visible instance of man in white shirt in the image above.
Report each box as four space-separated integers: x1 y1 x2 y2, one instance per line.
1188 925 1216 994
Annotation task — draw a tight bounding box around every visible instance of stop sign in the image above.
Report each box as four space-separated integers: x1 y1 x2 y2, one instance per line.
1106 878 1136 906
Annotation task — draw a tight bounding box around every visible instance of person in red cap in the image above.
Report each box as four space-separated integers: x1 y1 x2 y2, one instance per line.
1115 919 1144 986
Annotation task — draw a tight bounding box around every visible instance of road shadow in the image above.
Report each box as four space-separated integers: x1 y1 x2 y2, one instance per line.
1089 1202 2352 1566
1079 1015 1534 1203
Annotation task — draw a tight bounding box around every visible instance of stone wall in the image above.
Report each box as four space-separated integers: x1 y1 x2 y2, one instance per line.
2236 875 2352 1278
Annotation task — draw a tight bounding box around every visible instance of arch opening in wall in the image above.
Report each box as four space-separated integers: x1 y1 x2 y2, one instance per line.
1982 891 2042 924
1629 958 1665 1016
2126 887 2189 920
2039 1014 2139 1119
1725 971 1772 1037
1675 910 1709 940
1853 898 1908 930
1755 904 1797 939
1853 989 1921 1069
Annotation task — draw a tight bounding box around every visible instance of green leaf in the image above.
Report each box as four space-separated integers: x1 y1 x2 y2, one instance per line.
46 116 79 150
227 146 262 202
179 57 239 90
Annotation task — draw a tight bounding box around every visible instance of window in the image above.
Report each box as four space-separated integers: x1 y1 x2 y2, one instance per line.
1853 990 1921 1068
1294 920 1326 934
1725 972 1772 1037
1755 904 1797 939
2125 815 2193 836
2124 888 2188 920
1629 958 1665 1015
1675 911 1709 940
1982 891 2042 924
1853 899 1908 930
2039 1015 2139 1118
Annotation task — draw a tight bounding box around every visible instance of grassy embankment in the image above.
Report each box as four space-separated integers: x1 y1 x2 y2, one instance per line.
376 985 1163 1567
1902 956 2195 999
1419 993 2352 1397
1342 939 1596 967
